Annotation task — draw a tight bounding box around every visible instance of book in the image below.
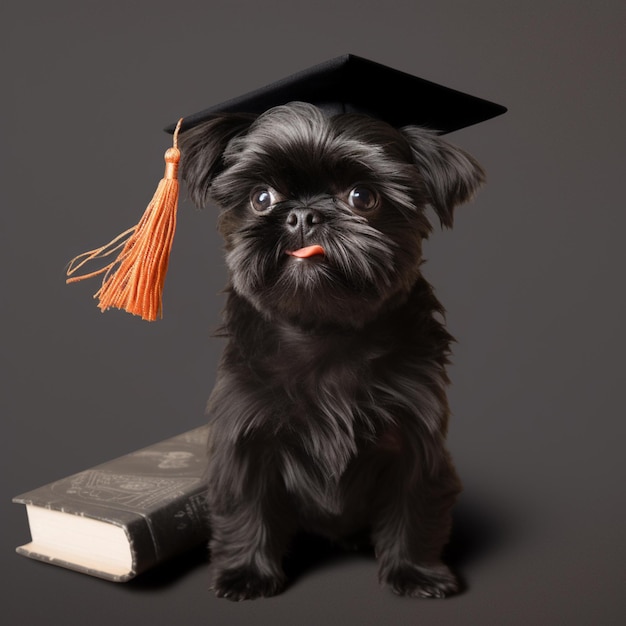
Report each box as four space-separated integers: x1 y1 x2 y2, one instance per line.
13 425 210 582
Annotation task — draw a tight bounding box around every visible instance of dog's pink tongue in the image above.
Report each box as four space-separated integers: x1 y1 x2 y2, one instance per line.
289 245 325 258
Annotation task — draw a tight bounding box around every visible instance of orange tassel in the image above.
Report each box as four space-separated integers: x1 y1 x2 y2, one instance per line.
67 119 184 321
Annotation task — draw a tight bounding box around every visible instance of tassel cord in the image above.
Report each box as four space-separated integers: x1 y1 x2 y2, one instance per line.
66 227 136 283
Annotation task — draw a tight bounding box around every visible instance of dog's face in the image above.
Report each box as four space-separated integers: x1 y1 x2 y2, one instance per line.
180 103 484 328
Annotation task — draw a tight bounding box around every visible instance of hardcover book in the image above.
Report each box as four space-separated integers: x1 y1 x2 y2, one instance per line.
13 425 210 582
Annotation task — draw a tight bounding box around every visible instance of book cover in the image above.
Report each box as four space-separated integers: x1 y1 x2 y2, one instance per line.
13 425 210 582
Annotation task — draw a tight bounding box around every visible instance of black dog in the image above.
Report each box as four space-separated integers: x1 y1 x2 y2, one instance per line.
179 102 484 600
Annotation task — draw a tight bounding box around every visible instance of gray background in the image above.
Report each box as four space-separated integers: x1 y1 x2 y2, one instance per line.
2 1 625 624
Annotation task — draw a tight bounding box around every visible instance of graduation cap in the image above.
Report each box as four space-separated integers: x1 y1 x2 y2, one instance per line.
67 54 506 321
170 54 505 136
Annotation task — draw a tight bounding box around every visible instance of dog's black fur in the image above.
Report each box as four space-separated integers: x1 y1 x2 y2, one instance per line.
179 102 485 600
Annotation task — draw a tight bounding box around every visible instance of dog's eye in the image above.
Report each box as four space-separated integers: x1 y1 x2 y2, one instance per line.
348 186 379 213
250 187 279 213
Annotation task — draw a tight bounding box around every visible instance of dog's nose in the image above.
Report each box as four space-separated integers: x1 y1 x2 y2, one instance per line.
285 208 323 234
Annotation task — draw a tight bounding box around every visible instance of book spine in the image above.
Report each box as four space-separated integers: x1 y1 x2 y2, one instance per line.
129 486 209 576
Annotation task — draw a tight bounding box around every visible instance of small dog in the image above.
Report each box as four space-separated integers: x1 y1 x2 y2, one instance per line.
179 102 484 600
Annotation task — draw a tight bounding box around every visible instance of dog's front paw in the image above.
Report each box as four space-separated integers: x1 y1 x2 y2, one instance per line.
382 562 460 598
211 566 285 601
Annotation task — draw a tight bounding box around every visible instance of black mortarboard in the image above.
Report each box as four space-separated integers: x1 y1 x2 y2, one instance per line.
169 54 506 136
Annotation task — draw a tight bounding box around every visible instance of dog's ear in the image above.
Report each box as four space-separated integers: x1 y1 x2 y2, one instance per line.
179 114 255 208
401 127 485 228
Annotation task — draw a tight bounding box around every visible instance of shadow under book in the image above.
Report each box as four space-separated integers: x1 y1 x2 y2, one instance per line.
13 426 210 582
